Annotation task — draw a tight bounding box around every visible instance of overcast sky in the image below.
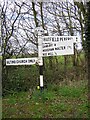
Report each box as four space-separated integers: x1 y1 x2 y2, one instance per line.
0 0 82 55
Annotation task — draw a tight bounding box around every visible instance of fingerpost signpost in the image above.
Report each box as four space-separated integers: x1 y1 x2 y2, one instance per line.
6 27 80 91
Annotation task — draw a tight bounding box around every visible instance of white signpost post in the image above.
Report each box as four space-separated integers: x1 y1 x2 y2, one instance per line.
36 27 47 91
6 27 80 92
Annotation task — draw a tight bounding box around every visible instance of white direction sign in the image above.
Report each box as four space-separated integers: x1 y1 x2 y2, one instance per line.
42 36 77 57
6 57 38 66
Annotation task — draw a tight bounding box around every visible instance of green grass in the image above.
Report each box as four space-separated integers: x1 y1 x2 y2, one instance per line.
2 80 88 118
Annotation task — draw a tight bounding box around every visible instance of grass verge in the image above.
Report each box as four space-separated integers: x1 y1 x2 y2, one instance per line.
2 80 88 118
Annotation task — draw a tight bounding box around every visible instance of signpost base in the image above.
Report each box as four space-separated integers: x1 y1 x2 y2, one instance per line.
40 87 44 92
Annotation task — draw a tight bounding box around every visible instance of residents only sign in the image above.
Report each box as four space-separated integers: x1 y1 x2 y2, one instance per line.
42 36 76 57
6 57 38 66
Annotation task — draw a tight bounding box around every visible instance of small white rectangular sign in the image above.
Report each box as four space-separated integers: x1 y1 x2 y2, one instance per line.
41 36 80 57
6 57 38 66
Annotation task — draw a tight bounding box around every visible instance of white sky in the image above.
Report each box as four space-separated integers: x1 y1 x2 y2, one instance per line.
0 0 82 54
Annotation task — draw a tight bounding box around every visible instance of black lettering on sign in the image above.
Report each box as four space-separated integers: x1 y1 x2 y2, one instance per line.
43 48 54 52
57 37 59 41
43 43 53 48
12 60 16 63
23 60 27 63
68 37 72 40
55 46 65 50
48 52 53 56
55 47 58 50
60 38 63 41
64 37 68 41
16 60 19 63
43 53 47 56
28 59 35 63
52 37 54 41
52 37 59 42
16 60 27 63
43 37 51 42
7 61 10 64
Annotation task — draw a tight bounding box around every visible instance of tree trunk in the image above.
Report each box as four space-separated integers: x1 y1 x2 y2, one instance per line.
85 2 90 115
